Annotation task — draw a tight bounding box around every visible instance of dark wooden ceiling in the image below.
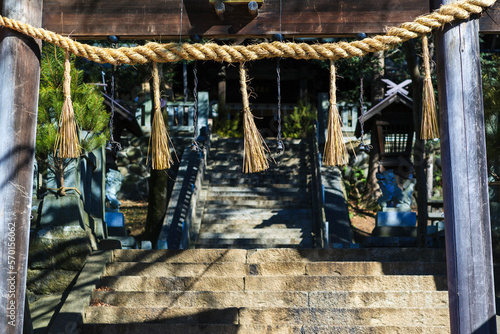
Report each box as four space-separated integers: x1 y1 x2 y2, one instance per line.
39 0 500 40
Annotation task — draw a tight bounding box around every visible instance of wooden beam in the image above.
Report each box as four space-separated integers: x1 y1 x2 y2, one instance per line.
41 0 432 39
435 0 497 332
40 0 500 39
0 0 42 333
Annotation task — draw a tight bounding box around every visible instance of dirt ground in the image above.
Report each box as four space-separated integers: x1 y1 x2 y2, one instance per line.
346 199 377 243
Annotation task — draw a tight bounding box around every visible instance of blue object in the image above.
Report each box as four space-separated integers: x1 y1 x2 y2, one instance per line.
376 211 417 227
105 211 126 236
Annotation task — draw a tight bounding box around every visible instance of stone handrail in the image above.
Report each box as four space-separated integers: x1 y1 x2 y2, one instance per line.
157 127 211 249
311 123 328 248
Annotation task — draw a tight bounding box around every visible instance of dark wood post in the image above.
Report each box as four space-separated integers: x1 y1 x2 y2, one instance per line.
435 0 497 332
0 0 42 333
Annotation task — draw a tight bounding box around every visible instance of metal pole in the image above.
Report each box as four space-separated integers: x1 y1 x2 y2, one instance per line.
0 0 42 333
435 0 497 332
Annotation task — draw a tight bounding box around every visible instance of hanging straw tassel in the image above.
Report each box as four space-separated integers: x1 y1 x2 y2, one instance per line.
148 62 173 170
421 35 439 140
54 50 80 159
323 61 348 166
240 63 269 173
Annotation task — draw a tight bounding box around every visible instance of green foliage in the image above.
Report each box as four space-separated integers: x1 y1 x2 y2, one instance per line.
37 44 109 161
481 54 500 171
342 165 367 203
282 100 317 138
214 107 243 137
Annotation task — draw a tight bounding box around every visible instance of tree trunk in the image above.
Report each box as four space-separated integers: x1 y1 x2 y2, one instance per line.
56 158 66 196
145 169 169 242
403 39 428 248
361 52 385 207
371 51 385 103
426 152 434 200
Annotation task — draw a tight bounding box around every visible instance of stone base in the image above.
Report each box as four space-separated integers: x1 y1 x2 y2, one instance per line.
29 225 92 270
28 225 92 300
39 193 88 227
372 226 418 238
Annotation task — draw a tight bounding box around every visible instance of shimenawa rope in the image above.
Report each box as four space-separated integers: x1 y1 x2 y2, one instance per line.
147 62 173 170
54 50 80 159
0 0 495 65
323 61 349 167
240 63 269 173
421 35 440 140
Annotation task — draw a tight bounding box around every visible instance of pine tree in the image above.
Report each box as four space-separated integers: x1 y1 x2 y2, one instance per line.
37 44 109 194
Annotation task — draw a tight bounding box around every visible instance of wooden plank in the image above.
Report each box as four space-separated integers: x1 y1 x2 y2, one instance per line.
0 1 43 333
435 0 497 332
41 0 430 39
479 5 500 33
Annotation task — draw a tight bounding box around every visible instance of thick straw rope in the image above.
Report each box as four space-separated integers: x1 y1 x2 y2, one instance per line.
148 62 173 170
240 63 269 173
54 51 80 159
421 35 440 140
323 61 348 166
0 0 495 65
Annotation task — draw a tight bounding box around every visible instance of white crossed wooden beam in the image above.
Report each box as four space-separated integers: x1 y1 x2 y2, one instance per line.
381 78 412 96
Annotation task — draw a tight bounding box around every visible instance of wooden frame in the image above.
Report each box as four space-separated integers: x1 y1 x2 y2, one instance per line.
40 0 500 39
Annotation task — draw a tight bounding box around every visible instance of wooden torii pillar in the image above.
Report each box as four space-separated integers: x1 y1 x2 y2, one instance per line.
0 0 42 333
436 0 496 332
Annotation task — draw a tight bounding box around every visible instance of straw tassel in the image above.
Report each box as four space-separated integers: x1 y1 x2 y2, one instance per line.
240 63 269 173
421 35 439 140
54 50 80 159
323 61 348 166
148 62 173 170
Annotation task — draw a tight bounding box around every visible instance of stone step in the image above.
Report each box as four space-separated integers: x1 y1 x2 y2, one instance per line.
206 180 308 188
206 178 308 187
204 195 310 203
206 172 307 180
202 208 312 219
242 261 446 276
199 221 313 231
238 307 450 326
84 306 449 326
208 186 306 194
104 262 249 277
111 248 446 263
245 248 447 263
83 324 450 334
91 290 448 308
210 154 305 162
198 227 312 235
195 237 310 248
198 228 310 237
210 161 306 168
201 216 313 226
105 261 446 277
204 199 310 208
243 275 447 292
111 249 248 263
208 165 310 172
194 242 312 249
99 275 447 292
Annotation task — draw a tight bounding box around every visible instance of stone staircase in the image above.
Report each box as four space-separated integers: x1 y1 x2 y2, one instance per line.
196 138 314 249
82 248 449 333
